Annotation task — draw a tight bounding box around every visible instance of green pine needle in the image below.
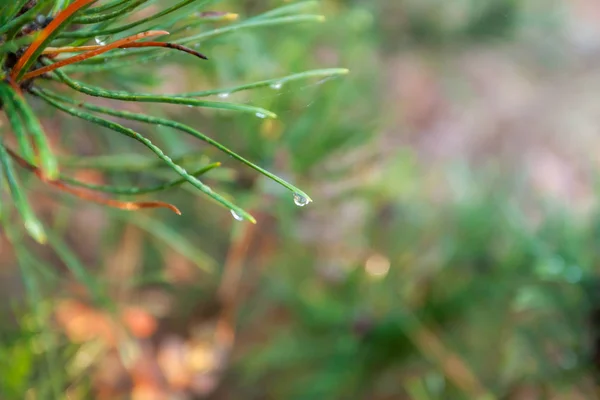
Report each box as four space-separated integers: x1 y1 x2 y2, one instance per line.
1 0 342 243
62 162 221 195
0 87 36 164
36 90 257 223
48 67 277 119
35 88 312 203
3 87 59 180
181 68 350 98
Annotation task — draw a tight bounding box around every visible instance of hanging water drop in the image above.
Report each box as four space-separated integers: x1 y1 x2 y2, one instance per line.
270 82 283 90
293 193 310 207
218 92 230 99
95 36 108 45
255 112 267 119
230 209 243 221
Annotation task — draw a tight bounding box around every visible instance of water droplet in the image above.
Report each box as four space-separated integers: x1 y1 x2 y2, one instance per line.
218 92 230 99
255 112 267 119
270 82 283 90
95 36 108 45
230 209 243 221
293 193 310 207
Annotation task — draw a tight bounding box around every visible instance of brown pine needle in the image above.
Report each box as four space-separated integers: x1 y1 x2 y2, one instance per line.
22 30 170 81
7 147 181 215
46 179 182 214
114 41 208 60
11 0 99 81
43 42 207 60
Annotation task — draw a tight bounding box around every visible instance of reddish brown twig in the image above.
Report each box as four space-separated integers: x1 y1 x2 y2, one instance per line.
22 30 169 81
113 41 207 59
11 0 99 81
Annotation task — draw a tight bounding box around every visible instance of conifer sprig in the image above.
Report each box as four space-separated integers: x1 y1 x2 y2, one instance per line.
0 0 347 243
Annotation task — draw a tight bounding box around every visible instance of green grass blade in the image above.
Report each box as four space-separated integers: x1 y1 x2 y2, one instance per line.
37 88 312 203
62 162 220 195
0 140 47 244
48 68 277 118
35 90 257 223
181 68 350 97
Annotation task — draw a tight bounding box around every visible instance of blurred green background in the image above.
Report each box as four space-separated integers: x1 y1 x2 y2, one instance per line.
4 0 600 398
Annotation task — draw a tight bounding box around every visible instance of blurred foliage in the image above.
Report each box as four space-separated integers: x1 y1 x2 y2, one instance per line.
1 0 600 399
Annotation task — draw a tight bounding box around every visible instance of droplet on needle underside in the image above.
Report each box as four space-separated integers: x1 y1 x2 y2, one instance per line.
95 36 108 45
230 210 243 221
293 193 310 207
